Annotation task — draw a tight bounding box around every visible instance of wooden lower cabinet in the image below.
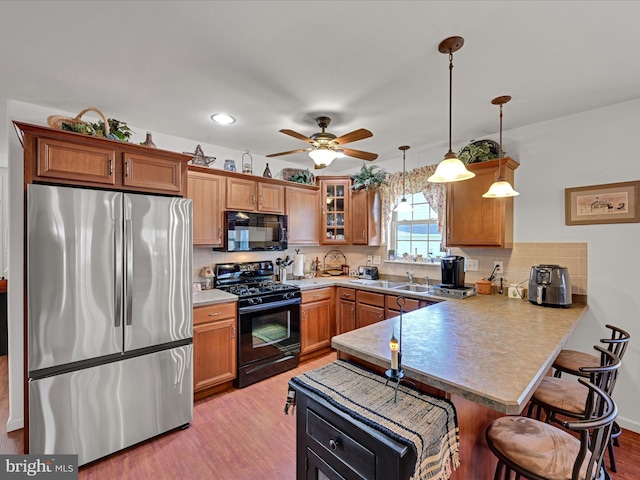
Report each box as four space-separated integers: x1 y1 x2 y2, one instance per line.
355 290 385 329
384 295 436 319
301 288 334 356
193 302 237 395
337 287 356 334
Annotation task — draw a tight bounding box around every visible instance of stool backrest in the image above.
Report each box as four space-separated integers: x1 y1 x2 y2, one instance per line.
579 345 621 397
601 324 631 363
562 379 617 480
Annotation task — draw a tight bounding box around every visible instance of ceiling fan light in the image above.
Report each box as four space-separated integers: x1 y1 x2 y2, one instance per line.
394 198 413 212
309 147 337 166
428 157 476 183
482 180 520 198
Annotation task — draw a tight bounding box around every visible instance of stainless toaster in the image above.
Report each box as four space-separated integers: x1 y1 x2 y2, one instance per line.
358 266 379 280
528 265 572 308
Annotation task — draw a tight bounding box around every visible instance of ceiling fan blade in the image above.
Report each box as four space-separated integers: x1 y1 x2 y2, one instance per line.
266 148 311 158
334 128 373 145
342 148 378 161
280 129 315 144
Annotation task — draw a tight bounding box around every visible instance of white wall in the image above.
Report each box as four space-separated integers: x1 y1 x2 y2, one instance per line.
4 98 640 434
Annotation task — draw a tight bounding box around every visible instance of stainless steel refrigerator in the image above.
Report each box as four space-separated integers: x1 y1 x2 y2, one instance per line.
27 184 193 466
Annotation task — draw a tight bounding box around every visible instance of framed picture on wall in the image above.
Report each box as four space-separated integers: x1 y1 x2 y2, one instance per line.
565 180 640 225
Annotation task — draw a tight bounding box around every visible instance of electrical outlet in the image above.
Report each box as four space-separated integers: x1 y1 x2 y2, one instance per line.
367 255 373 264
494 261 504 275
372 255 381 265
466 258 478 271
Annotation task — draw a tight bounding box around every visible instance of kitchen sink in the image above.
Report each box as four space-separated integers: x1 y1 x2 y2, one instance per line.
348 280 406 288
392 284 432 293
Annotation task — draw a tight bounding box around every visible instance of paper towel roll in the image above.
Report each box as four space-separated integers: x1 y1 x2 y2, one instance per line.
293 254 305 277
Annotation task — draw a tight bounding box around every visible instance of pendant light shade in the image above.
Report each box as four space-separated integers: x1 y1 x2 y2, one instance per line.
482 95 519 198
428 36 475 184
394 145 413 212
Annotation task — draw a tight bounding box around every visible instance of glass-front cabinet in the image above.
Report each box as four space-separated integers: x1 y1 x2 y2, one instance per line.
319 177 350 245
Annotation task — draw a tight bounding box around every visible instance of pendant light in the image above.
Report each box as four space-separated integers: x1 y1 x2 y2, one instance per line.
482 95 520 198
394 145 412 212
428 36 475 183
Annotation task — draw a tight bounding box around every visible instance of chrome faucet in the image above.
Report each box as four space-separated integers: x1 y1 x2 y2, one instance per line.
406 271 414 283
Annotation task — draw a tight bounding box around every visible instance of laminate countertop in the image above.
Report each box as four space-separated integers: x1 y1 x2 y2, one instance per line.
331 294 588 414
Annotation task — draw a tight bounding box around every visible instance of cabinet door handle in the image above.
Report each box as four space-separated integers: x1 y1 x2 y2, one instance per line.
218 227 222 239
252 194 256 205
259 194 263 205
208 311 222 317
108 159 113 176
231 325 236 338
125 161 130 177
313 293 320 298
303 311 306 319
362 229 366 239
343 293 352 298
329 439 340 450
351 307 355 319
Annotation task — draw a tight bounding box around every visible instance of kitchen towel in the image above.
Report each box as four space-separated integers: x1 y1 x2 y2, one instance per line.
293 254 304 277
289 360 460 480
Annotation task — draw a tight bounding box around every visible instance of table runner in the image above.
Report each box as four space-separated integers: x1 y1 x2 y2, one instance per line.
289 360 460 480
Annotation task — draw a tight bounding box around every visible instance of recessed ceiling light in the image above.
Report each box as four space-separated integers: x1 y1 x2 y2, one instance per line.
210 113 236 125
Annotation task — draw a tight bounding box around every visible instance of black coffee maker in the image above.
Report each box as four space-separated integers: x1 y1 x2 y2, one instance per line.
440 255 466 288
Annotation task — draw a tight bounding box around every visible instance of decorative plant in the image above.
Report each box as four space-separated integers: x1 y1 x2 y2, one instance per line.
288 168 315 185
349 164 388 191
62 118 133 142
457 139 500 164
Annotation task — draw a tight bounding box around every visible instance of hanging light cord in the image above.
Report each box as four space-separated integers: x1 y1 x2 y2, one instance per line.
402 149 407 199
497 103 504 180
447 52 454 157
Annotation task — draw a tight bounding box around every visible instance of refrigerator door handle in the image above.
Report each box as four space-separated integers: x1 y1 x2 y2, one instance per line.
125 218 134 326
114 217 123 328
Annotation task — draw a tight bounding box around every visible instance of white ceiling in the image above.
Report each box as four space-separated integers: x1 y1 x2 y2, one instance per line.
2 1 640 171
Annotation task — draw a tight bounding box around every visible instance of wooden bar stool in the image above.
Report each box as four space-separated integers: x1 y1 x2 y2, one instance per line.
553 324 630 379
527 346 620 423
487 379 617 480
551 324 630 473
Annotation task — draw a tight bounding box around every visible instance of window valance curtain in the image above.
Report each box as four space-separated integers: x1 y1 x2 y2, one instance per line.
379 164 447 251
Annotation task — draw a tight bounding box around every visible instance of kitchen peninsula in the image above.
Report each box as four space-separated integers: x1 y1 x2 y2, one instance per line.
331 294 588 479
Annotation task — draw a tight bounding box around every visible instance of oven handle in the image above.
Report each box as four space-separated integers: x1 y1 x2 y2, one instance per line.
239 297 301 314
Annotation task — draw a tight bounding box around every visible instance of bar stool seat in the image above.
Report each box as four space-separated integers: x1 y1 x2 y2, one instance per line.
527 346 620 423
487 379 617 480
553 324 630 379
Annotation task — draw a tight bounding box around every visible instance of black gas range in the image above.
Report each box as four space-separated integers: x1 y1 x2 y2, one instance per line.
214 261 301 388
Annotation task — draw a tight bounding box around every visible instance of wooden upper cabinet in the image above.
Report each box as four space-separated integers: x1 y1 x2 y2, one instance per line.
17 121 189 196
258 182 284 213
188 169 225 246
285 185 320 246
226 177 284 213
36 137 116 186
446 158 519 248
351 188 381 246
226 177 257 210
318 177 351 245
123 152 183 193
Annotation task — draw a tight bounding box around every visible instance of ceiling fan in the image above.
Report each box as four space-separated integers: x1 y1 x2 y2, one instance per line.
266 116 378 169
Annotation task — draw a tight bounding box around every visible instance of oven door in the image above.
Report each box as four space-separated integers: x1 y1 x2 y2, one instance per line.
237 298 301 387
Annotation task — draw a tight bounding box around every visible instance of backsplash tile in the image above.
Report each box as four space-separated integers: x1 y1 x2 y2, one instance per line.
192 242 587 295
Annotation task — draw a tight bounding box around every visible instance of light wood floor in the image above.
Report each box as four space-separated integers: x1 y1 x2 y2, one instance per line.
2 353 639 479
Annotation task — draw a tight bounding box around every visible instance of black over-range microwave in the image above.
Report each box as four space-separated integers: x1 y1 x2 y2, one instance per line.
217 211 288 252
